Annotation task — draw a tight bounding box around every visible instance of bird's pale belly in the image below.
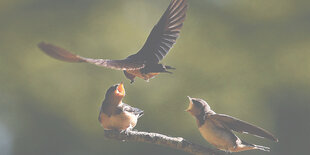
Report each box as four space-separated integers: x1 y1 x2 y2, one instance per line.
100 111 138 130
126 70 159 80
198 121 235 151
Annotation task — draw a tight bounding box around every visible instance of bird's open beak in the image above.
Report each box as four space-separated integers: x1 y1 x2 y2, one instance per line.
185 96 192 112
115 82 125 97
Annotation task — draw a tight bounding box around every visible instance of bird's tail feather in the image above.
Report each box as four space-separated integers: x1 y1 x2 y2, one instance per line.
242 140 270 152
253 144 270 152
161 65 175 74
165 65 176 70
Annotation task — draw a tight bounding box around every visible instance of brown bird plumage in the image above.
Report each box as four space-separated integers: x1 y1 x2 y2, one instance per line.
98 83 143 131
186 97 278 152
38 0 188 83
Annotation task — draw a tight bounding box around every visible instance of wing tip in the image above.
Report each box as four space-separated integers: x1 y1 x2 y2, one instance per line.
260 129 278 142
37 41 48 51
272 136 279 142
37 41 86 63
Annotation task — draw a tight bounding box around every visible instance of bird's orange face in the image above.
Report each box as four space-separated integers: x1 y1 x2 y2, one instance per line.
186 96 202 116
185 100 195 114
114 82 125 97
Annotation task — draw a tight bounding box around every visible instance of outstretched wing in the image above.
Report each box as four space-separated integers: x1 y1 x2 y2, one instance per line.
210 114 278 142
38 42 144 70
121 103 144 118
38 42 86 63
135 0 188 63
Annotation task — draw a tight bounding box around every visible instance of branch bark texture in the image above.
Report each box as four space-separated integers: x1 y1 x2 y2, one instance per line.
104 130 223 155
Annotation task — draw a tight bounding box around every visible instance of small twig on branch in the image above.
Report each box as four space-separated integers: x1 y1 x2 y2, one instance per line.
104 130 223 155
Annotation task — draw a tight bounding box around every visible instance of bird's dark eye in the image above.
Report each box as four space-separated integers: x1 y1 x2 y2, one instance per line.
192 100 202 108
105 85 118 98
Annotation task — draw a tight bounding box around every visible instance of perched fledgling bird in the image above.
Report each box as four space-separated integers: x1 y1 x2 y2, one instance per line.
38 0 188 83
186 97 278 152
98 82 143 131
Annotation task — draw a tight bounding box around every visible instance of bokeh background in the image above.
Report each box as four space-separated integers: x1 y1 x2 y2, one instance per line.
1 0 310 154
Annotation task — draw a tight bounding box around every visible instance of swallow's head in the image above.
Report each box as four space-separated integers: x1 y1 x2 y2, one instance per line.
105 82 126 100
186 96 212 116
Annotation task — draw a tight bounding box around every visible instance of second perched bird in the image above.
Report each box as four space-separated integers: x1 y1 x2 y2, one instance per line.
186 97 278 152
38 0 188 83
98 83 143 131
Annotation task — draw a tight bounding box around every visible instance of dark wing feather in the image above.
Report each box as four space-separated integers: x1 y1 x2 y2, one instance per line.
210 114 278 142
38 42 86 63
121 103 144 118
38 42 144 70
135 0 188 63
83 58 144 70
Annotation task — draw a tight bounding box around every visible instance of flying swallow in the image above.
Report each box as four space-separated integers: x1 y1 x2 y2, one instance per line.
186 97 278 152
98 82 143 131
38 0 188 83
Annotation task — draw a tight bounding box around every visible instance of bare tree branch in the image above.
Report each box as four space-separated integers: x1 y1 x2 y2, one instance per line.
104 130 223 155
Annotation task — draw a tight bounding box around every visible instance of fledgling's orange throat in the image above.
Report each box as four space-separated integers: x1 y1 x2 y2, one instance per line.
115 83 125 97
186 102 193 112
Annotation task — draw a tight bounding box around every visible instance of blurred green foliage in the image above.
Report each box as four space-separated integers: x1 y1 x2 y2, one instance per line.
1 0 310 154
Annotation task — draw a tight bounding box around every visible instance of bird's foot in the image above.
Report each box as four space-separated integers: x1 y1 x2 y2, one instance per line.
121 126 133 135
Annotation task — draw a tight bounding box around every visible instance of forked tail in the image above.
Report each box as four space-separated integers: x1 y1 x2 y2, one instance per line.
253 144 270 152
241 140 270 152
